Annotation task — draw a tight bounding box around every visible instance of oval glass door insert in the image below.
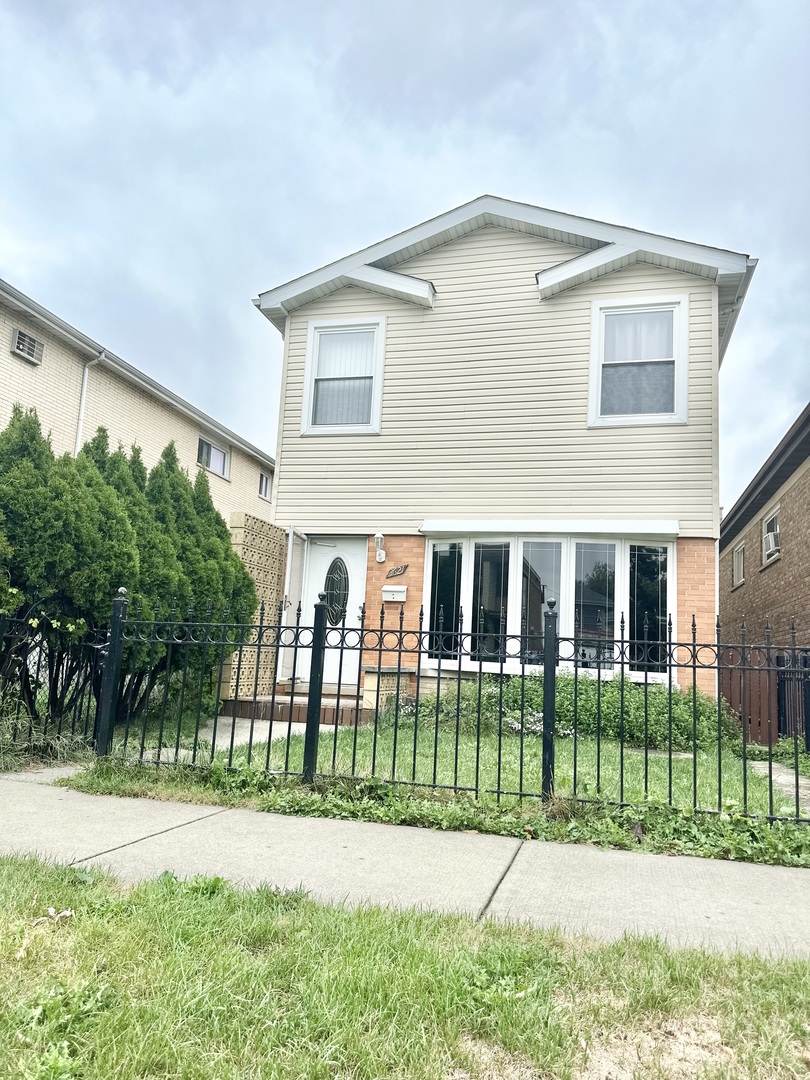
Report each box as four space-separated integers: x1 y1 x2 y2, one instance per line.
324 557 349 625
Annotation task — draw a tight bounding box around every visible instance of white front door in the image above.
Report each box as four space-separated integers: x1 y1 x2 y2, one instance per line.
300 536 368 685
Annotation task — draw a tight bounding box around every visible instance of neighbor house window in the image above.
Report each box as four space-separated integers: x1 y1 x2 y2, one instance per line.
197 437 228 477
589 295 688 426
302 317 386 435
732 543 745 586
258 471 271 500
762 508 780 563
426 536 673 675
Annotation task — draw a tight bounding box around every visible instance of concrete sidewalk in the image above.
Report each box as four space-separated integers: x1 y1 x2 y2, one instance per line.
2 767 809 958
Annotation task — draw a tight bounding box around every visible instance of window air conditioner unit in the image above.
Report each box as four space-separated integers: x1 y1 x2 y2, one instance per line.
11 329 44 365
764 531 781 557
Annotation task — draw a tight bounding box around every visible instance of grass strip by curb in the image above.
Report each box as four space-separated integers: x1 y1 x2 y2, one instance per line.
60 759 810 868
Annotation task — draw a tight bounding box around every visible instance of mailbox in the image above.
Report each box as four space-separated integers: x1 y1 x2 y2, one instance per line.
381 584 407 603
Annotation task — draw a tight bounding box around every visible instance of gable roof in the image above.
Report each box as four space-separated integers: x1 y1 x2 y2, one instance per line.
719 401 810 552
254 195 756 361
0 278 275 471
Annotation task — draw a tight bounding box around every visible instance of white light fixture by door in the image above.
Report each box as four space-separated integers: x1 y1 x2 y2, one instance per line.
374 532 386 563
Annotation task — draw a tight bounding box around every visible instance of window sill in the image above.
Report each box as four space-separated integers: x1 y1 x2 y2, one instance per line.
300 428 381 437
730 580 745 592
759 554 781 572
588 415 687 429
198 464 230 482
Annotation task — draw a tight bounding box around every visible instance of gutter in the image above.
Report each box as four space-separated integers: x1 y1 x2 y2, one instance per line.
74 352 104 456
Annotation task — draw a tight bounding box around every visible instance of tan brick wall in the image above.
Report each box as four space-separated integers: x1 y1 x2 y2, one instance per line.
719 461 810 645
676 536 717 695
1 301 273 526
227 513 287 697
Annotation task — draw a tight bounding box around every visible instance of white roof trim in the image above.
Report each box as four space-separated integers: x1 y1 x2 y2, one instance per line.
419 518 681 537
255 195 753 331
344 265 434 307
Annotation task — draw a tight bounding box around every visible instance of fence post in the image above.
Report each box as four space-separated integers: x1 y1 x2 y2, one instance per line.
302 593 327 784
542 599 558 801
95 588 129 756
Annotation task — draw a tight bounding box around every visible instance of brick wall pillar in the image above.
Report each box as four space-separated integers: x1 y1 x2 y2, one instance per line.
676 537 717 696
362 534 426 671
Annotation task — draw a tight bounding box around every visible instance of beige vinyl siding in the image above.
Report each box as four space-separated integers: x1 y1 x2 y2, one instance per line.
273 225 718 536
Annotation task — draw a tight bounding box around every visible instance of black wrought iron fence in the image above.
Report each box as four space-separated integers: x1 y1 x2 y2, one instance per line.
3 592 809 824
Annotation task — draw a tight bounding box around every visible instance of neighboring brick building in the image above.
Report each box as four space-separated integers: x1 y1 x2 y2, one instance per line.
1 277 286 618
719 401 810 743
720 401 810 642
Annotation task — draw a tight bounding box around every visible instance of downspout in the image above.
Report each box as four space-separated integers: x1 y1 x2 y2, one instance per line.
74 351 105 456
283 527 308 610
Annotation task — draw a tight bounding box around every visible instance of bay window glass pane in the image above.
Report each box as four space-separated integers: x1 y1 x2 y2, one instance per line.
601 361 674 415
313 377 373 425
429 542 462 658
629 545 668 672
575 542 615 666
604 310 673 362
521 541 561 661
472 542 510 660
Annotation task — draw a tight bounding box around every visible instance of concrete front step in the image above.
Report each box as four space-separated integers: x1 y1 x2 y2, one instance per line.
220 696 368 727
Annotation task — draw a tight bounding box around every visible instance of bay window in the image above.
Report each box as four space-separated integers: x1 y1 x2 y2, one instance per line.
427 535 672 674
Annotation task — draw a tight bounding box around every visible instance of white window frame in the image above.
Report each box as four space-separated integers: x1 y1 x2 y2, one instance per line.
588 293 689 428
762 506 780 564
197 436 229 479
301 316 386 436
258 471 272 501
732 543 745 587
422 535 676 679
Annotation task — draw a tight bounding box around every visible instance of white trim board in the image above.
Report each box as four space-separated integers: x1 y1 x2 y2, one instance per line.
419 518 681 538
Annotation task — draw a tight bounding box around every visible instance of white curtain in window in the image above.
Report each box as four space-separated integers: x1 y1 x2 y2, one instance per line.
313 329 375 425
604 310 673 362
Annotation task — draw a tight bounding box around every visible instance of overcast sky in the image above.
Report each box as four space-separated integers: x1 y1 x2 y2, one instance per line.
1 0 808 510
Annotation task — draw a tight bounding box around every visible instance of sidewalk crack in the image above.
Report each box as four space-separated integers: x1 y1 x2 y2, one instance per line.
67 807 232 867
477 840 523 921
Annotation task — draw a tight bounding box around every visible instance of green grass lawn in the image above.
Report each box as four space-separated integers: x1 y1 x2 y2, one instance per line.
2 855 809 1080
218 722 796 819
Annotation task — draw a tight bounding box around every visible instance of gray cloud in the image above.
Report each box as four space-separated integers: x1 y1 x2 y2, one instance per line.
1 0 807 507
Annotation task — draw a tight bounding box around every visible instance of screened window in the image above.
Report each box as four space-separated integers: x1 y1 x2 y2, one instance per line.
590 296 687 426
303 318 385 434
197 437 228 477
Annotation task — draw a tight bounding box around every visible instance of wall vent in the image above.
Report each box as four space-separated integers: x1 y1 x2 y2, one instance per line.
12 329 44 365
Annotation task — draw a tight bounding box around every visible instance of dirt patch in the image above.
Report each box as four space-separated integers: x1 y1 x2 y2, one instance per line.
447 1035 544 1079
574 1017 737 1079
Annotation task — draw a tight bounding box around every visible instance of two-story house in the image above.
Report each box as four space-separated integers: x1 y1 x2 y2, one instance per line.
255 196 756 690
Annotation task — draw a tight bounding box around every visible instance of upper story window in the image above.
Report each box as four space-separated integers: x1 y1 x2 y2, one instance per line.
588 295 688 427
732 543 745 587
197 437 228 478
302 317 385 435
762 508 780 564
258 471 272 500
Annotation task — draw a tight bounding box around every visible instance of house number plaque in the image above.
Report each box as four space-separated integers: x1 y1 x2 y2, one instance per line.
386 564 408 579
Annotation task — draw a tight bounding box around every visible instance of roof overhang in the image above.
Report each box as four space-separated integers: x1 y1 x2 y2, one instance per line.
254 195 755 356
719 401 810 552
419 518 681 539
0 278 276 471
